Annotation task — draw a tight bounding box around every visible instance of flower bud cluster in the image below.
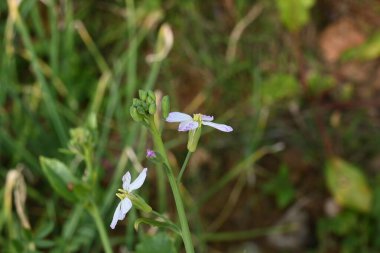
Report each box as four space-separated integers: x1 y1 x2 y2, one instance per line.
130 90 157 122
66 113 97 157
130 90 170 127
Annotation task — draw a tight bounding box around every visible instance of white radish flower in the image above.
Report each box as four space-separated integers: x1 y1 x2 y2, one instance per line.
110 168 148 229
166 112 233 132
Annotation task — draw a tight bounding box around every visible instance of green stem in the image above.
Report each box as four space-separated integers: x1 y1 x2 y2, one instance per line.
88 203 113 253
84 148 97 187
177 151 192 183
156 163 167 212
150 125 195 253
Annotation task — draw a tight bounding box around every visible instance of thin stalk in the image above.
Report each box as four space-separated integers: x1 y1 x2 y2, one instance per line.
0 130 39 170
143 60 161 90
150 124 195 253
88 203 113 253
62 204 84 239
48 0 59 75
177 151 192 183
156 163 167 212
30 3 45 39
84 148 97 187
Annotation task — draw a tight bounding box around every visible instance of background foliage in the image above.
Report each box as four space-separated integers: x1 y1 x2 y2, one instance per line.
1 0 380 252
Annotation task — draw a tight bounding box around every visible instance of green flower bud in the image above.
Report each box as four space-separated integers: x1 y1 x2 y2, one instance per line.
187 127 202 152
133 98 140 106
148 103 156 115
138 90 147 101
130 107 142 122
87 113 97 130
146 96 154 106
137 106 145 115
161 95 170 118
147 90 156 102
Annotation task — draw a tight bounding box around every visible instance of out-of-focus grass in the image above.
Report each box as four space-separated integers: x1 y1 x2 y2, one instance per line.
2 0 380 252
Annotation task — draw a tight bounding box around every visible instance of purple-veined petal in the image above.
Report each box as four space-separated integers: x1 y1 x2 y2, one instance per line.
166 112 192 122
110 198 132 229
202 121 233 132
178 120 199 132
128 168 148 192
122 172 131 190
201 114 214 121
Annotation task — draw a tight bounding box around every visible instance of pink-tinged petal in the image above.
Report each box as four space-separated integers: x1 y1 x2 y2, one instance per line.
201 114 214 121
122 172 131 190
166 112 192 122
178 120 199 132
128 168 148 192
202 121 233 132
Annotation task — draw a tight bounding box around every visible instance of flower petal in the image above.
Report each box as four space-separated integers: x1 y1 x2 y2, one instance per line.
110 198 132 229
202 121 233 132
201 114 214 121
178 120 199 131
129 168 148 192
146 149 156 158
110 202 122 229
166 112 192 122
122 172 131 190
120 198 132 216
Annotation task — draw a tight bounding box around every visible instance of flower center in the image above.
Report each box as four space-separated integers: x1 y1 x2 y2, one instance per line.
193 113 202 123
116 189 130 200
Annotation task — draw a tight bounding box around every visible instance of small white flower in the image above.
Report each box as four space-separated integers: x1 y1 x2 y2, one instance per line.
110 168 148 229
166 112 233 132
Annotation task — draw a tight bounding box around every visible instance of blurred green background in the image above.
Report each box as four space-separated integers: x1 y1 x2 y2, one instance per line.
2 0 380 252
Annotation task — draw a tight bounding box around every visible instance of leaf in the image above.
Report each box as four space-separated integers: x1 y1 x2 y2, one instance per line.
275 0 315 32
135 232 176 253
40 157 89 202
35 222 54 239
318 210 358 236
35 239 55 248
307 72 335 95
325 157 372 212
262 165 295 208
261 73 299 105
134 217 181 236
342 32 380 61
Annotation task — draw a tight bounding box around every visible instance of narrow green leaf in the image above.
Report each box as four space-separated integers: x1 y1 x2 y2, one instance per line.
35 239 55 248
35 222 54 239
